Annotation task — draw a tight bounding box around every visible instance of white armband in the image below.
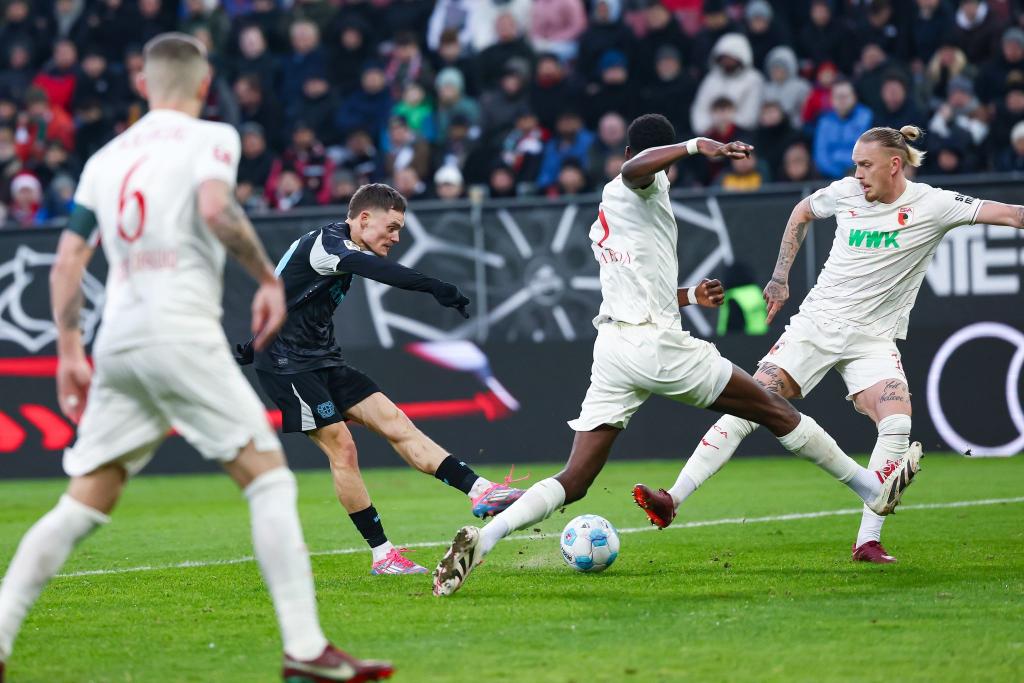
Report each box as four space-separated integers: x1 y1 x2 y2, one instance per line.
687 286 699 306
685 138 700 155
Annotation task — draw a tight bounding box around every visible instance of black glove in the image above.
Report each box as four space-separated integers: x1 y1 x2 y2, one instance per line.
233 339 254 366
432 281 471 319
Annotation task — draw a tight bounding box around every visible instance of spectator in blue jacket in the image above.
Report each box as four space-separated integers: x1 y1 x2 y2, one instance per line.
536 109 595 189
334 61 393 143
281 19 327 106
814 80 873 178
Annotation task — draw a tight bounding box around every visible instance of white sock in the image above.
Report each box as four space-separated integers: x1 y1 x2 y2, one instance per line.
245 468 327 661
370 541 395 563
669 416 759 507
778 414 880 503
856 414 911 547
0 494 108 660
478 478 565 556
468 477 493 500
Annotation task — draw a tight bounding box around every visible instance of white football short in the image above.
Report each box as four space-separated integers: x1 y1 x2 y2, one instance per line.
568 322 734 432
758 313 907 401
64 342 281 477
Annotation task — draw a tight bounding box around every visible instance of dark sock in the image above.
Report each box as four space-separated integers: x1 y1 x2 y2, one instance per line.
433 455 479 494
349 505 387 548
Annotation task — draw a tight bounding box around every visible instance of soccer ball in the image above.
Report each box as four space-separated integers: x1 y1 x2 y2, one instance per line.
559 514 620 572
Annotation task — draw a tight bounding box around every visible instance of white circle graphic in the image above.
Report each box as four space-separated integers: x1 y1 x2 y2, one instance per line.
926 322 1024 457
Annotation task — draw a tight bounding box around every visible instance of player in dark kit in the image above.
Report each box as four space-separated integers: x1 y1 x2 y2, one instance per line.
236 183 524 574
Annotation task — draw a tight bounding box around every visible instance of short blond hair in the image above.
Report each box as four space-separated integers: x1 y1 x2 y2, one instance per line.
142 32 209 102
859 125 926 168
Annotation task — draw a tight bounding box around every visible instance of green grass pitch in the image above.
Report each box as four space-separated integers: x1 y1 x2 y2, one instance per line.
1 454 1022 683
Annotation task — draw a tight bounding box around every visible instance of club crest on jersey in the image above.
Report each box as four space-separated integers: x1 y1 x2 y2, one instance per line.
897 207 914 226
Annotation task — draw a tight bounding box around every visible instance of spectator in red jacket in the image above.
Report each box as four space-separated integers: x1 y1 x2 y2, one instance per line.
32 39 78 114
16 87 75 163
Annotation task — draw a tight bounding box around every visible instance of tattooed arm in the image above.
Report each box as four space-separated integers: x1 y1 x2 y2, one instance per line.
975 201 1024 229
49 229 96 422
764 197 815 324
198 179 285 350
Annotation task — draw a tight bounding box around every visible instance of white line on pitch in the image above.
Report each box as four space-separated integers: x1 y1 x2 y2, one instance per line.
55 496 1024 579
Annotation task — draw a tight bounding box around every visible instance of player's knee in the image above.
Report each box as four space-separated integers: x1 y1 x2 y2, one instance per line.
328 437 359 471
763 393 800 434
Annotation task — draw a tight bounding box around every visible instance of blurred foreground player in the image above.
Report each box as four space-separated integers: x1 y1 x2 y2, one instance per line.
0 34 392 682
434 114 921 597
637 125 1024 563
235 183 524 575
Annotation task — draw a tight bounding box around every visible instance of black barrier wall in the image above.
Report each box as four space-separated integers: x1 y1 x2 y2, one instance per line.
1 177 1022 477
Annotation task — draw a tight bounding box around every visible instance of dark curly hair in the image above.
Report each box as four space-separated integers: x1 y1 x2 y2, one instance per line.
627 113 677 154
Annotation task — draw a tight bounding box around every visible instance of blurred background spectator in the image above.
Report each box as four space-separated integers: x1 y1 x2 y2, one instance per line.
0 0 1019 225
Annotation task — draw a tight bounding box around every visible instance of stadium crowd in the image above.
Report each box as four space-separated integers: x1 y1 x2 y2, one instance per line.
0 0 1023 227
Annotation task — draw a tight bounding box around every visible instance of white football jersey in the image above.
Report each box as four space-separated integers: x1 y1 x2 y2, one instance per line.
74 109 241 356
589 171 681 330
801 176 982 339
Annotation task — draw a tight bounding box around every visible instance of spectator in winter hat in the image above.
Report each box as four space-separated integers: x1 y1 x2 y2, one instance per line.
583 49 633 127
435 67 480 141
691 33 764 135
763 46 811 129
433 164 465 200
744 0 791 71
9 173 41 227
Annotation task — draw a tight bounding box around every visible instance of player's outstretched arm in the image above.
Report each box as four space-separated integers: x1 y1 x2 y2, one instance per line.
678 278 725 308
764 197 815 324
621 138 753 190
49 222 96 422
338 251 471 318
976 201 1024 229
198 179 285 350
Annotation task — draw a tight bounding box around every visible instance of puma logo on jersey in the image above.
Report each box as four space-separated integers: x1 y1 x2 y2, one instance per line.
849 229 900 249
